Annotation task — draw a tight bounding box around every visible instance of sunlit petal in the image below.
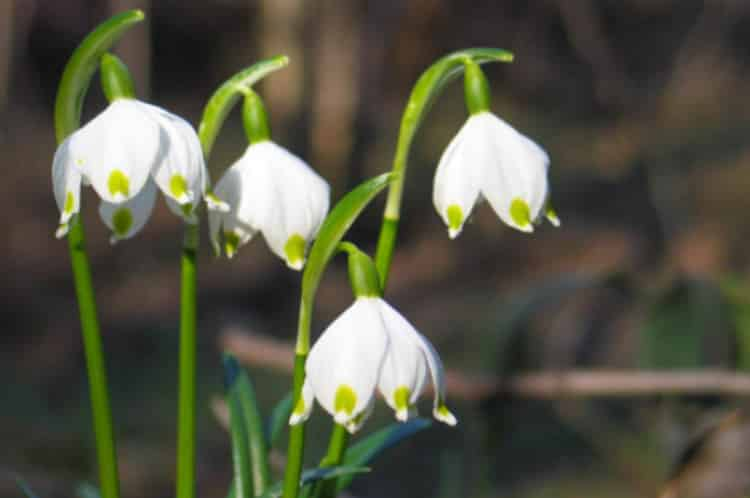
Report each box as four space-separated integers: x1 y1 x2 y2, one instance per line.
98 178 158 244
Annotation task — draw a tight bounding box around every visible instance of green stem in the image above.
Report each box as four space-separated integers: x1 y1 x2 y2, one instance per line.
372 48 513 291
69 217 120 498
282 354 307 498
309 424 350 498
177 223 198 498
54 11 146 498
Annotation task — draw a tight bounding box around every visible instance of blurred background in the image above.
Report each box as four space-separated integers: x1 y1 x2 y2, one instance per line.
4 0 750 497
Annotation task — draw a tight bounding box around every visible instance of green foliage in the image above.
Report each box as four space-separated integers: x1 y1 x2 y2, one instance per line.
266 392 294 448
198 56 289 158
639 278 731 369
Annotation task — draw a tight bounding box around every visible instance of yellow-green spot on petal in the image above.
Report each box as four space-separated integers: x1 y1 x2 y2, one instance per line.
169 174 188 200
334 385 357 416
446 204 464 238
63 191 75 214
112 208 133 236
393 386 411 412
509 198 531 228
434 403 458 426
292 395 306 415
224 231 240 258
546 203 560 227
284 233 306 270
107 169 130 199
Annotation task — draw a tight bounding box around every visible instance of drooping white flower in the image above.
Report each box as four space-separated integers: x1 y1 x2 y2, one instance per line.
290 296 457 432
52 98 219 241
207 141 330 270
433 111 559 238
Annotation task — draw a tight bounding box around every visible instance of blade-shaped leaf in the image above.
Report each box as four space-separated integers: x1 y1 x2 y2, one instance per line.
198 55 289 158
76 483 101 498
296 172 394 353
335 418 432 492
54 10 145 141
14 476 40 498
223 355 253 498
257 466 370 498
266 391 293 448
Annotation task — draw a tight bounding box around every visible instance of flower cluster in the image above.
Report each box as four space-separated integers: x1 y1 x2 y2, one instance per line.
52 97 224 242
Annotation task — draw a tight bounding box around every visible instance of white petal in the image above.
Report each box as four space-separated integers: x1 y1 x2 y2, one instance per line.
208 150 267 257
289 379 314 425
141 102 206 209
52 136 82 237
433 116 486 238
98 178 158 243
306 298 388 424
375 299 428 422
70 99 162 204
477 112 549 233
411 331 457 426
344 399 374 434
251 141 330 269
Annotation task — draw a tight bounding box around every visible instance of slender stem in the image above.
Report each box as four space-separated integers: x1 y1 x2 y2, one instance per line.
374 217 399 291
68 216 120 498
282 353 307 498
177 223 198 498
309 424 350 498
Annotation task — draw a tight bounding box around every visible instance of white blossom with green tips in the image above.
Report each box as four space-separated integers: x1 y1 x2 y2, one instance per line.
433 111 559 237
207 141 330 270
290 296 457 433
52 98 221 241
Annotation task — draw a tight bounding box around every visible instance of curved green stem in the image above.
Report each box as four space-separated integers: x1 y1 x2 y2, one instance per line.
373 48 513 290
53 11 145 498
282 174 394 498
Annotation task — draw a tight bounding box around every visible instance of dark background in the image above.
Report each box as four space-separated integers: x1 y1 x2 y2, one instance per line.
3 1 750 497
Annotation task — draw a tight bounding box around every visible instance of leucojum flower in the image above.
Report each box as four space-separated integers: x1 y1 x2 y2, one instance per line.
289 244 456 433
433 59 560 238
208 90 330 270
52 54 224 242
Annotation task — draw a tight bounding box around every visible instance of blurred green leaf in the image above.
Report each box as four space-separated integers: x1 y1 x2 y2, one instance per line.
266 391 293 448
297 172 394 352
335 418 432 492
223 355 254 498
256 466 369 498
14 476 40 498
720 276 750 371
639 278 731 369
75 483 101 498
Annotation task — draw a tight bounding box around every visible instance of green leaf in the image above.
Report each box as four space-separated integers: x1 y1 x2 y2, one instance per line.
296 172 394 353
198 55 289 158
223 355 254 498
224 355 272 493
76 483 101 498
639 278 731 369
257 466 370 498
720 276 750 371
394 48 513 158
266 391 293 448
54 10 145 142
335 418 432 492
14 476 40 498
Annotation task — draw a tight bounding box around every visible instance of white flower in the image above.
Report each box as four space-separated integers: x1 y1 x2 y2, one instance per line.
52 98 218 241
207 141 330 270
433 111 559 238
289 297 457 433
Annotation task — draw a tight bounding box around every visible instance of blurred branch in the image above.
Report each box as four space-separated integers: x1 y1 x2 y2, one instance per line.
222 327 750 400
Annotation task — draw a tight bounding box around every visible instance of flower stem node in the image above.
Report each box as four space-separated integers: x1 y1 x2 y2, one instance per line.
292 296 457 432
433 112 559 237
52 92 217 241
208 141 330 269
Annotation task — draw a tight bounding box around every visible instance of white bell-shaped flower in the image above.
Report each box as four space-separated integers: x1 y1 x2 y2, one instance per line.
52 98 216 240
208 141 330 269
290 296 456 433
433 111 559 238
